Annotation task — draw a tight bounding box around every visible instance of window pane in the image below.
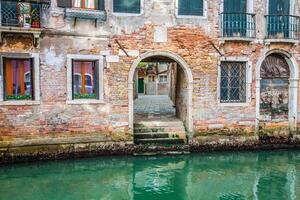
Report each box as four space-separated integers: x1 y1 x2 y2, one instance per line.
5 59 33 101
73 0 81 7
85 0 95 9
72 61 97 99
220 62 246 103
113 0 141 14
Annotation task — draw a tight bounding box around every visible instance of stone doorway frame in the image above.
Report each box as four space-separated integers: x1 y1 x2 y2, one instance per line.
128 51 194 136
255 49 299 132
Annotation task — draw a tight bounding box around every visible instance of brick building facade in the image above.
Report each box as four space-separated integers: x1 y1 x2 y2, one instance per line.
0 0 300 158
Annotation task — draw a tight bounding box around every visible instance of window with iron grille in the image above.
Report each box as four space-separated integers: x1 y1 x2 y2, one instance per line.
1 1 42 28
220 62 246 103
178 0 204 16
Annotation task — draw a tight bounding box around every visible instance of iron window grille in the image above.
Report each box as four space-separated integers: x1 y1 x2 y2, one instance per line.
0 0 49 28
220 12 256 38
220 62 246 103
265 15 300 40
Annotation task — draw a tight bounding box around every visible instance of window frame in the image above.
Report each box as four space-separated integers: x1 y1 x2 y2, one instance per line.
217 57 252 107
0 53 40 105
159 75 168 83
67 54 104 104
176 0 207 19
112 0 143 16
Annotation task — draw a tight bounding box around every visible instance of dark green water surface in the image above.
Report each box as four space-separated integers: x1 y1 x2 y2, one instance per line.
0 150 300 200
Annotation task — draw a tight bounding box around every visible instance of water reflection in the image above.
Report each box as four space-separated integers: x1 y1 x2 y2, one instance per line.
0 150 299 200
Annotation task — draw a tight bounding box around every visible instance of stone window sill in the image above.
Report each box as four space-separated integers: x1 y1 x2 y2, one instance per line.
65 8 106 20
219 37 255 44
0 100 40 106
264 38 299 45
66 99 105 105
218 102 249 107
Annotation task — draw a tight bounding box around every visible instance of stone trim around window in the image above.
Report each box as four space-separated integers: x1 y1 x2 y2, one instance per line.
175 0 208 19
217 57 252 107
0 52 40 106
111 0 144 16
66 54 104 105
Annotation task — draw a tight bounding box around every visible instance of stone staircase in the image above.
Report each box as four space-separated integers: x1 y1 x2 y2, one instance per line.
134 118 187 145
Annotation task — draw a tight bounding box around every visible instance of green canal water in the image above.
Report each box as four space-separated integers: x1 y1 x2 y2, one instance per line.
0 150 300 200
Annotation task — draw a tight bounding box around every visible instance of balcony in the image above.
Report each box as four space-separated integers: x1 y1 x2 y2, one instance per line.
265 15 300 44
0 0 50 47
220 13 256 42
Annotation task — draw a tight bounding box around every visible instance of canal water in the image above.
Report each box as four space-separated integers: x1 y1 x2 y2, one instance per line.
0 150 299 200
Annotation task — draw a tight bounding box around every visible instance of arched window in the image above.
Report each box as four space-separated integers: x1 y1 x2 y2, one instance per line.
260 54 290 121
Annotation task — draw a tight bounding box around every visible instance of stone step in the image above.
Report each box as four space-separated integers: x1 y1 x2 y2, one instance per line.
134 126 185 133
134 132 170 139
134 138 185 145
134 121 184 128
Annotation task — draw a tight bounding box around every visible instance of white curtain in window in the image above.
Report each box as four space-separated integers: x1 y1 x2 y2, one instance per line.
85 0 95 9
73 0 81 8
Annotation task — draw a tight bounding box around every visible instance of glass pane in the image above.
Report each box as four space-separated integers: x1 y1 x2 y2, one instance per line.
5 59 32 101
85 0 95 9
73 61 96 99
73 0 81 7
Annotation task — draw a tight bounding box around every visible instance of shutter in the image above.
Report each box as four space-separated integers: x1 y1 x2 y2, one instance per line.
190 0 203 16
178 0 188 15
131 0 141 14
94 61 100 100
113 0 122 13
57 0 72 8
71 60 74 100
97 0 105 11
30 58 34 100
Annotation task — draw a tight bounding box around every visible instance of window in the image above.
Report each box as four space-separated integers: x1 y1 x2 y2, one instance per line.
148 75 155 82
178 0 204 16
1 1 41 28
113 0 141 14
3 58 33 101
220 62 246 103
73 0 96 9
159 75 168 83
72 61 98 99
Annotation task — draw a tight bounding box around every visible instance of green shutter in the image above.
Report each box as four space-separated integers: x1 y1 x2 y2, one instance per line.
179 0 203 16
113 0 141 14
224 0 246 13
97 0 105 10
57 0 72 8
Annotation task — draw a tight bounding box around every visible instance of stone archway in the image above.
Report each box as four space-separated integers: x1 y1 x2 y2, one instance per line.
128 51 194 136
255 49 299 132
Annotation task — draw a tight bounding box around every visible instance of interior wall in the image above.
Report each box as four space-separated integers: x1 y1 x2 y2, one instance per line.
175 65 188 129
170 63 177 105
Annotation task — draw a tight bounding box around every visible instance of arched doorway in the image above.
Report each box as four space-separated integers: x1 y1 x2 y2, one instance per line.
255 50 298 132
128 51 193 143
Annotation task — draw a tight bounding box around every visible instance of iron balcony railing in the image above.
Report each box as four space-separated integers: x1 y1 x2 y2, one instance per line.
265 15 300 40
0 0 49 28
220 12 256 39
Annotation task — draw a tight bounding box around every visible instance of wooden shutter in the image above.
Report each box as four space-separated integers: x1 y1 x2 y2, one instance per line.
178 0 189 15
113 0 140 13
179 0 203 16
57 0 72 8
97 0 105 10
224 0 246 12
190 0 203 16
94 60 100 100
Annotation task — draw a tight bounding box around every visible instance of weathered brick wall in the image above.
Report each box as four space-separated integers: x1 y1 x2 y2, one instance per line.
1 0 300 144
